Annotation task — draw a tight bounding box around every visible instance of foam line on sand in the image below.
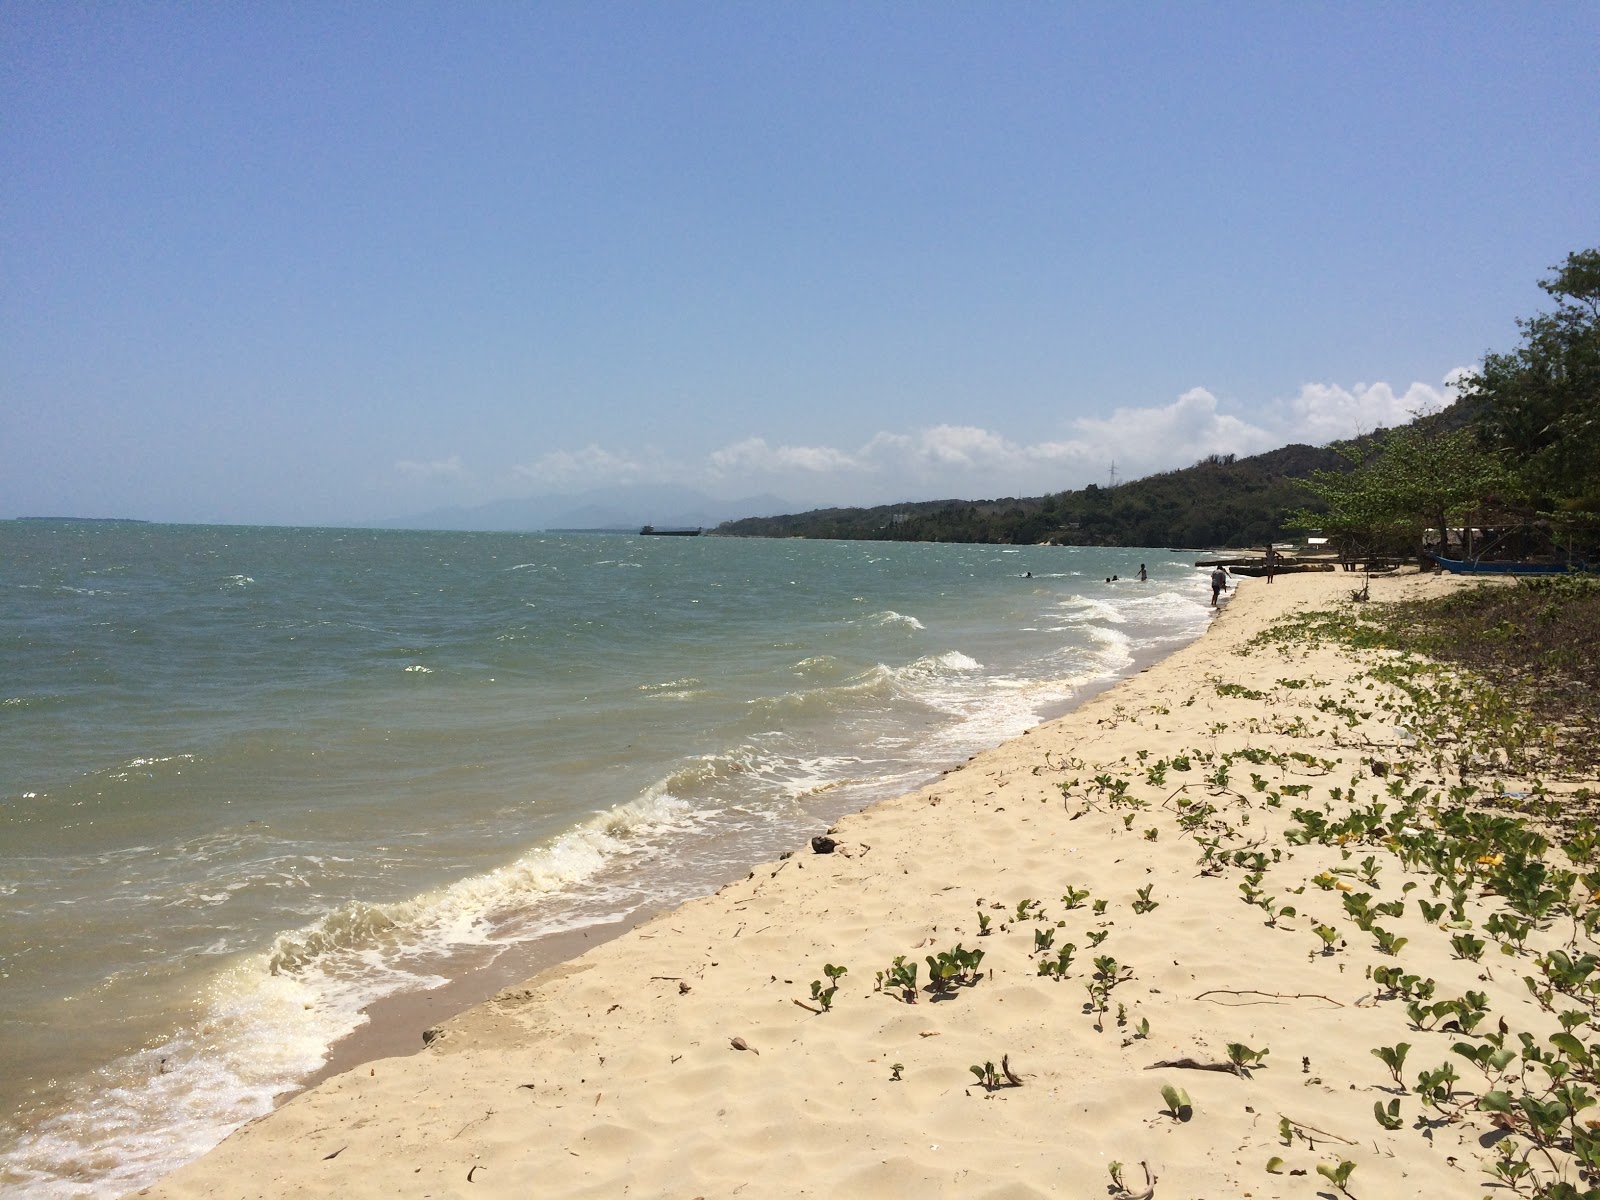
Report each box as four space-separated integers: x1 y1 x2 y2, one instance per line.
139 570 1574 1199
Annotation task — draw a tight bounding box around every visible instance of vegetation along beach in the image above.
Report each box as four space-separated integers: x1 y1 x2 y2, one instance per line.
130 568 1600 1199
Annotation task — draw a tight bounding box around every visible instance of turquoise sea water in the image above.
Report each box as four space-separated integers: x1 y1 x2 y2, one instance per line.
0 523 1214 1195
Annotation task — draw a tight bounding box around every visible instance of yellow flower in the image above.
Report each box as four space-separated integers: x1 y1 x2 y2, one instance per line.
1477 853 1504 867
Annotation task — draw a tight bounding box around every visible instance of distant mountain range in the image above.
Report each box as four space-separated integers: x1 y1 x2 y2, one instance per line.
374 484 794 533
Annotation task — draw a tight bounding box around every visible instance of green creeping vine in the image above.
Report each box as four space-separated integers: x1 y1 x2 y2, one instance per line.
1247 593 1600 1199
925 944 985 995
809 963 847 1011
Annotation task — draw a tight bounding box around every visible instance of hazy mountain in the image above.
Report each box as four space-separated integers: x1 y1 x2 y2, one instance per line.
375 485 795 532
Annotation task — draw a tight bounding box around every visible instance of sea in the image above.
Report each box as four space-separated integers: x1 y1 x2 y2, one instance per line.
0 522 1214 1196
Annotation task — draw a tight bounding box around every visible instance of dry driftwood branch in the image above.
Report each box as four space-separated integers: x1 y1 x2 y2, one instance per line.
1111 1160 1158 1200
1194 988 1344 1007
1145 1057 1239 1074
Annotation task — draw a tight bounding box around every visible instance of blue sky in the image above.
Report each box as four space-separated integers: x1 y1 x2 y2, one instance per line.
3 4 1596 526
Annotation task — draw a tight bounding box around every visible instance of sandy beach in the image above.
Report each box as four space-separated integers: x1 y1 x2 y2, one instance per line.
134 568 1596 1199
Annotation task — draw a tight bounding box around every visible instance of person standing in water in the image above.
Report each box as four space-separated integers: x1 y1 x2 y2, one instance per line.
1137 564 1147 581
1211 566 1228 606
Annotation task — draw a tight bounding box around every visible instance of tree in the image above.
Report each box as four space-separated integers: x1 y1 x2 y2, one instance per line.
1459 249 1600 512
1286 420 1503 561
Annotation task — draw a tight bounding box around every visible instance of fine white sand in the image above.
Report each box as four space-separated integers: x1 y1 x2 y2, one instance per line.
136 569 1588 1199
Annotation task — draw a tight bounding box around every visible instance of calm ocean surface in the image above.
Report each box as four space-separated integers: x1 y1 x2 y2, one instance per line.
0 523 1213 1195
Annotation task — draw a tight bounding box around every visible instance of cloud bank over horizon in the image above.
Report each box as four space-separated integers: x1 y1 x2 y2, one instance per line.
396 374 1466 515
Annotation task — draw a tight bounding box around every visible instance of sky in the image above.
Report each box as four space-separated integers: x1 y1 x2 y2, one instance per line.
3 4 1597 527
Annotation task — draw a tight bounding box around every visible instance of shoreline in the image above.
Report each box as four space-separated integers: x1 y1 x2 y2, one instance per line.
299 620 1193 1092
139 568 1550 1198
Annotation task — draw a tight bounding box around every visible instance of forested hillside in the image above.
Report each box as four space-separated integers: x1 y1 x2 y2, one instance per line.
715 441 1347 548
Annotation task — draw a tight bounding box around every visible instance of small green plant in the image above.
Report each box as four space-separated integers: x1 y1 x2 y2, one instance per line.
1450 931 1485 962
1373 1097 1404 1129
976 910 992 936
1371 926 1408 957
1131 884 1159 914
1313 923 1342 955
1226 1043 1269 1076
1414 1061 1460 1112
968 1054 1022 1092
1371 1041 1411 1088
1060 886 1091 910
1316 1159 1356 1197
1033 925 1055 953
925 944 984 994
882 955 918 1003
1087 955 1133 1031
1159 1084 1193 1122
1036 943 1076 979
1452 1038 1515 1082
810 963 847 1011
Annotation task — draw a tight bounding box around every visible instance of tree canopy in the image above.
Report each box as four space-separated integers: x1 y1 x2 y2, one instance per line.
1460 248 1600 512
1273 249 1598 561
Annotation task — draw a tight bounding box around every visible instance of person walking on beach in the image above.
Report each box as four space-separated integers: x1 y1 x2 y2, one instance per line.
1137 563 1147 581
1211 566 1228 606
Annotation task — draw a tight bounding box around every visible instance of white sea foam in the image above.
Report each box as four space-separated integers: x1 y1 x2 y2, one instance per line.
1 790 703 1198
1055 594 1126 624
863 610 925 630
791 655 842 675
639 677 704 695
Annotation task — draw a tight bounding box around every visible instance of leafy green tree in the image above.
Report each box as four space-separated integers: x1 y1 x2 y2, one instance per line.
1460 248 1600 511
1286 420 1502 561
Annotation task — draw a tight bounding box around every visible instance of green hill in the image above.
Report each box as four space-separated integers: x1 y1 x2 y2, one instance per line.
715 440 1349 548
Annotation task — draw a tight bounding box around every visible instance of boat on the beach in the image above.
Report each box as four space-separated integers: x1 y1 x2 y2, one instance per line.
1424 551 1595 576
1217 561 1335 577
1194 557 1335 577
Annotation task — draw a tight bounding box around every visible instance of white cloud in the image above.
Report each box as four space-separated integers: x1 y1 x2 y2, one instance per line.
1276 378 1459 445
1068 388 1280 474
511 444 662 487
707 437 860 474
394 454 467 482
492 371 1469 508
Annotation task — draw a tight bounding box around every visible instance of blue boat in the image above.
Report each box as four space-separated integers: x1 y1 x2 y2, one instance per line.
1424 551 1595 576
